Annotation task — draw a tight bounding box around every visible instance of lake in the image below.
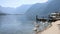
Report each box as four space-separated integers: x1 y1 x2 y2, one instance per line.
0 15 34 34
0 15 50 34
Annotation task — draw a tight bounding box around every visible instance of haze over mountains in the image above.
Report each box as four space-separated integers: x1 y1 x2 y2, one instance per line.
0 5 32 14
15 5 32 14
25 0 60 20
0 0 60 20
0 6 15 14
25 3 48 20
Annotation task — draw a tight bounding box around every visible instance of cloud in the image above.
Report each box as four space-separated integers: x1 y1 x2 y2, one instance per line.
0 0 48 8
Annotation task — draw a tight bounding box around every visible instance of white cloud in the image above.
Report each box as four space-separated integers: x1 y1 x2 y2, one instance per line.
0 0 48 8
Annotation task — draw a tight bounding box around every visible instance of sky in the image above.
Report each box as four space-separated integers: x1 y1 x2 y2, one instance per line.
0 0 48 8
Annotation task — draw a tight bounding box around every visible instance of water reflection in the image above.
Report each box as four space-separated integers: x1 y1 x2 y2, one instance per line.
0 15 50 34
0 15 34 34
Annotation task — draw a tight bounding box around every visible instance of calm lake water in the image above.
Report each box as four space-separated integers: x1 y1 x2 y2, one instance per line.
0 15 34 34
0 15 50 34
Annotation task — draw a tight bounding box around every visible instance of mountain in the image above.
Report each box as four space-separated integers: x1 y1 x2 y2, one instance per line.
0 5 32 14
0 6 6 15
0 11 6 15
25 0 60 21
0 6 15 14
25 3 48 20
2 7 15 14
42 0 60 16
15 5 32 14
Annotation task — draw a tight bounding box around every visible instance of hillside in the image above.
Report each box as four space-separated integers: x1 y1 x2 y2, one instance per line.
15 5 32 14
25 3 48 20
25 0 60 20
